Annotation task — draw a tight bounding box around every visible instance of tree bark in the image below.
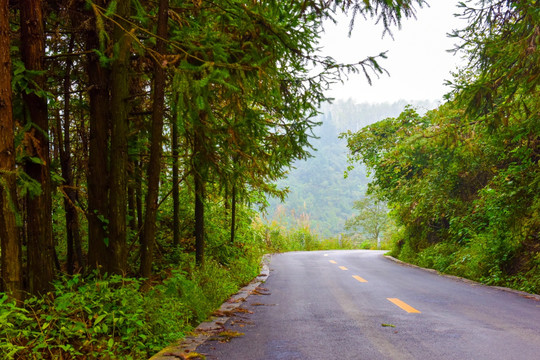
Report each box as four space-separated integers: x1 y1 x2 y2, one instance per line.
230 183 237 244
172 104 180 247
194 169 205 266
58 35 83 274
128 180 137 232
140 0 169 278
86 2 110 272
20 0 55 295
0 0 23 301
108 0 132 274
134 159 144 230
194 112 207 267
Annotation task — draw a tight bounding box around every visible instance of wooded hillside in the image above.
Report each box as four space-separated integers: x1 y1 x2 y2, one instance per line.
266 99 436 236
344 1 539 293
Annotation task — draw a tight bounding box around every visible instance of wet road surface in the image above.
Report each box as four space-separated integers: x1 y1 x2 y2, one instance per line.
196 250 540 360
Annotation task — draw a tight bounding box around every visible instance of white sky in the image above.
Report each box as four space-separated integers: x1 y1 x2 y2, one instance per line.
319 1 468 103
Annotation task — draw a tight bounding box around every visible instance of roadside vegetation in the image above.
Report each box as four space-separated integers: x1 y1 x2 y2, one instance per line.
264 201 393 251
343 1 539 294
1 207 265 359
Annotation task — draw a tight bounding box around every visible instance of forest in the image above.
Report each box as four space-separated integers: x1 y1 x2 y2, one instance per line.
344 1 539 293
265 99 436 237
0 0 426 358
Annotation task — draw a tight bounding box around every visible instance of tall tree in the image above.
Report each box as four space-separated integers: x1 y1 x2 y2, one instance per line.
0 0 23 301
57 34 84 274
86 0 111 272
140 0 169 278
171 102 180 248
193 110 208 266
20 0 55 294
107 0 132 274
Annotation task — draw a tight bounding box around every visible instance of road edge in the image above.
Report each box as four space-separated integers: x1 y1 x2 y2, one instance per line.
383 254 540 301
149 254 272 360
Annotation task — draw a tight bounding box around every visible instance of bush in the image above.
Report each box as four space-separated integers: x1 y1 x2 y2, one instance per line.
0 252 263 360
416 242 459 272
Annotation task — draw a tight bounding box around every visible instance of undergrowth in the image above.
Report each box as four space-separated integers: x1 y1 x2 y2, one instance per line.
391 236 540 294
263 225 387 252
0 255 260 359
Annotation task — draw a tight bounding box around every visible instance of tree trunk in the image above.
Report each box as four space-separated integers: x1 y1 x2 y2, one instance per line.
20 0 55 295
59 35 83 274
0 0 23 301
127 73 143 236
107 0 132 274
135 159 144 230
128 181 137 232
194 112 207 267
230 183 237 243
172 105 180 247
140 0 168 278
86 3 110 272
194 170 205 267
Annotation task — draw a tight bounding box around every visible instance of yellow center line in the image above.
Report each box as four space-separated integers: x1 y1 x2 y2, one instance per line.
329 260 337 264
352 275 367 283
387 298 421 313
324 254 329 257
339 266 348 270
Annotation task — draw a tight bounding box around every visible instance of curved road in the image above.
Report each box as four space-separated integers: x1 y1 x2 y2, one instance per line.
196 250 540 359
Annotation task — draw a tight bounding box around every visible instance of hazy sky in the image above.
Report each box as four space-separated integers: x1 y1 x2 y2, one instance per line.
319 1 468 104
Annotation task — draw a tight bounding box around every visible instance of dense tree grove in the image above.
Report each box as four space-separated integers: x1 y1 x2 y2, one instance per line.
344 0 539 292
0 0 426 358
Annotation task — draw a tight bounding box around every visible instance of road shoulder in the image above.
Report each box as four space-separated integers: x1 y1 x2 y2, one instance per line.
149 254 272 360
383 254 540 301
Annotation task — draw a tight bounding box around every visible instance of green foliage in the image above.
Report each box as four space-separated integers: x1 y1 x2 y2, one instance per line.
259 216 361 252
345 192 391 247
345 9 540 292
342 1 539 293
345 96 539 293
0 253 264 360
0 273 181 359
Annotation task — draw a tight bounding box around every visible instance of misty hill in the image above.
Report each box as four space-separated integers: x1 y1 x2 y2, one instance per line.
265 99 438 237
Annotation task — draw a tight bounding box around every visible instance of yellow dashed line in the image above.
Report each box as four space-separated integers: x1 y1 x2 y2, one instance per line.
339 266 348 270
352 275 367 283
329 260 337 264
324 254 329 257
387 298 421 313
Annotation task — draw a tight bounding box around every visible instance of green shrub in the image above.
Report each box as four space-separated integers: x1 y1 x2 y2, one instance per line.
416 242 459 272
0 252 263 360
396 241 417 264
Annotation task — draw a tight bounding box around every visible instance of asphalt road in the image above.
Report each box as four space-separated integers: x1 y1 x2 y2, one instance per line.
196 250 540 360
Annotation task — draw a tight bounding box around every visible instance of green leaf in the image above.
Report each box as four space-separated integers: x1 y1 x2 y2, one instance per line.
94 314 106 325
195 96 205 110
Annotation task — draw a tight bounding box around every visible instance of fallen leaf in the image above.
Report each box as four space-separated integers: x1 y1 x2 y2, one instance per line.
184 352 207 359
218 330 245 338
215 330 245 343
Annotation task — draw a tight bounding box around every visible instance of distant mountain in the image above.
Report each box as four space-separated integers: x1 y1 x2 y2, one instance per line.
264 99 438 237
